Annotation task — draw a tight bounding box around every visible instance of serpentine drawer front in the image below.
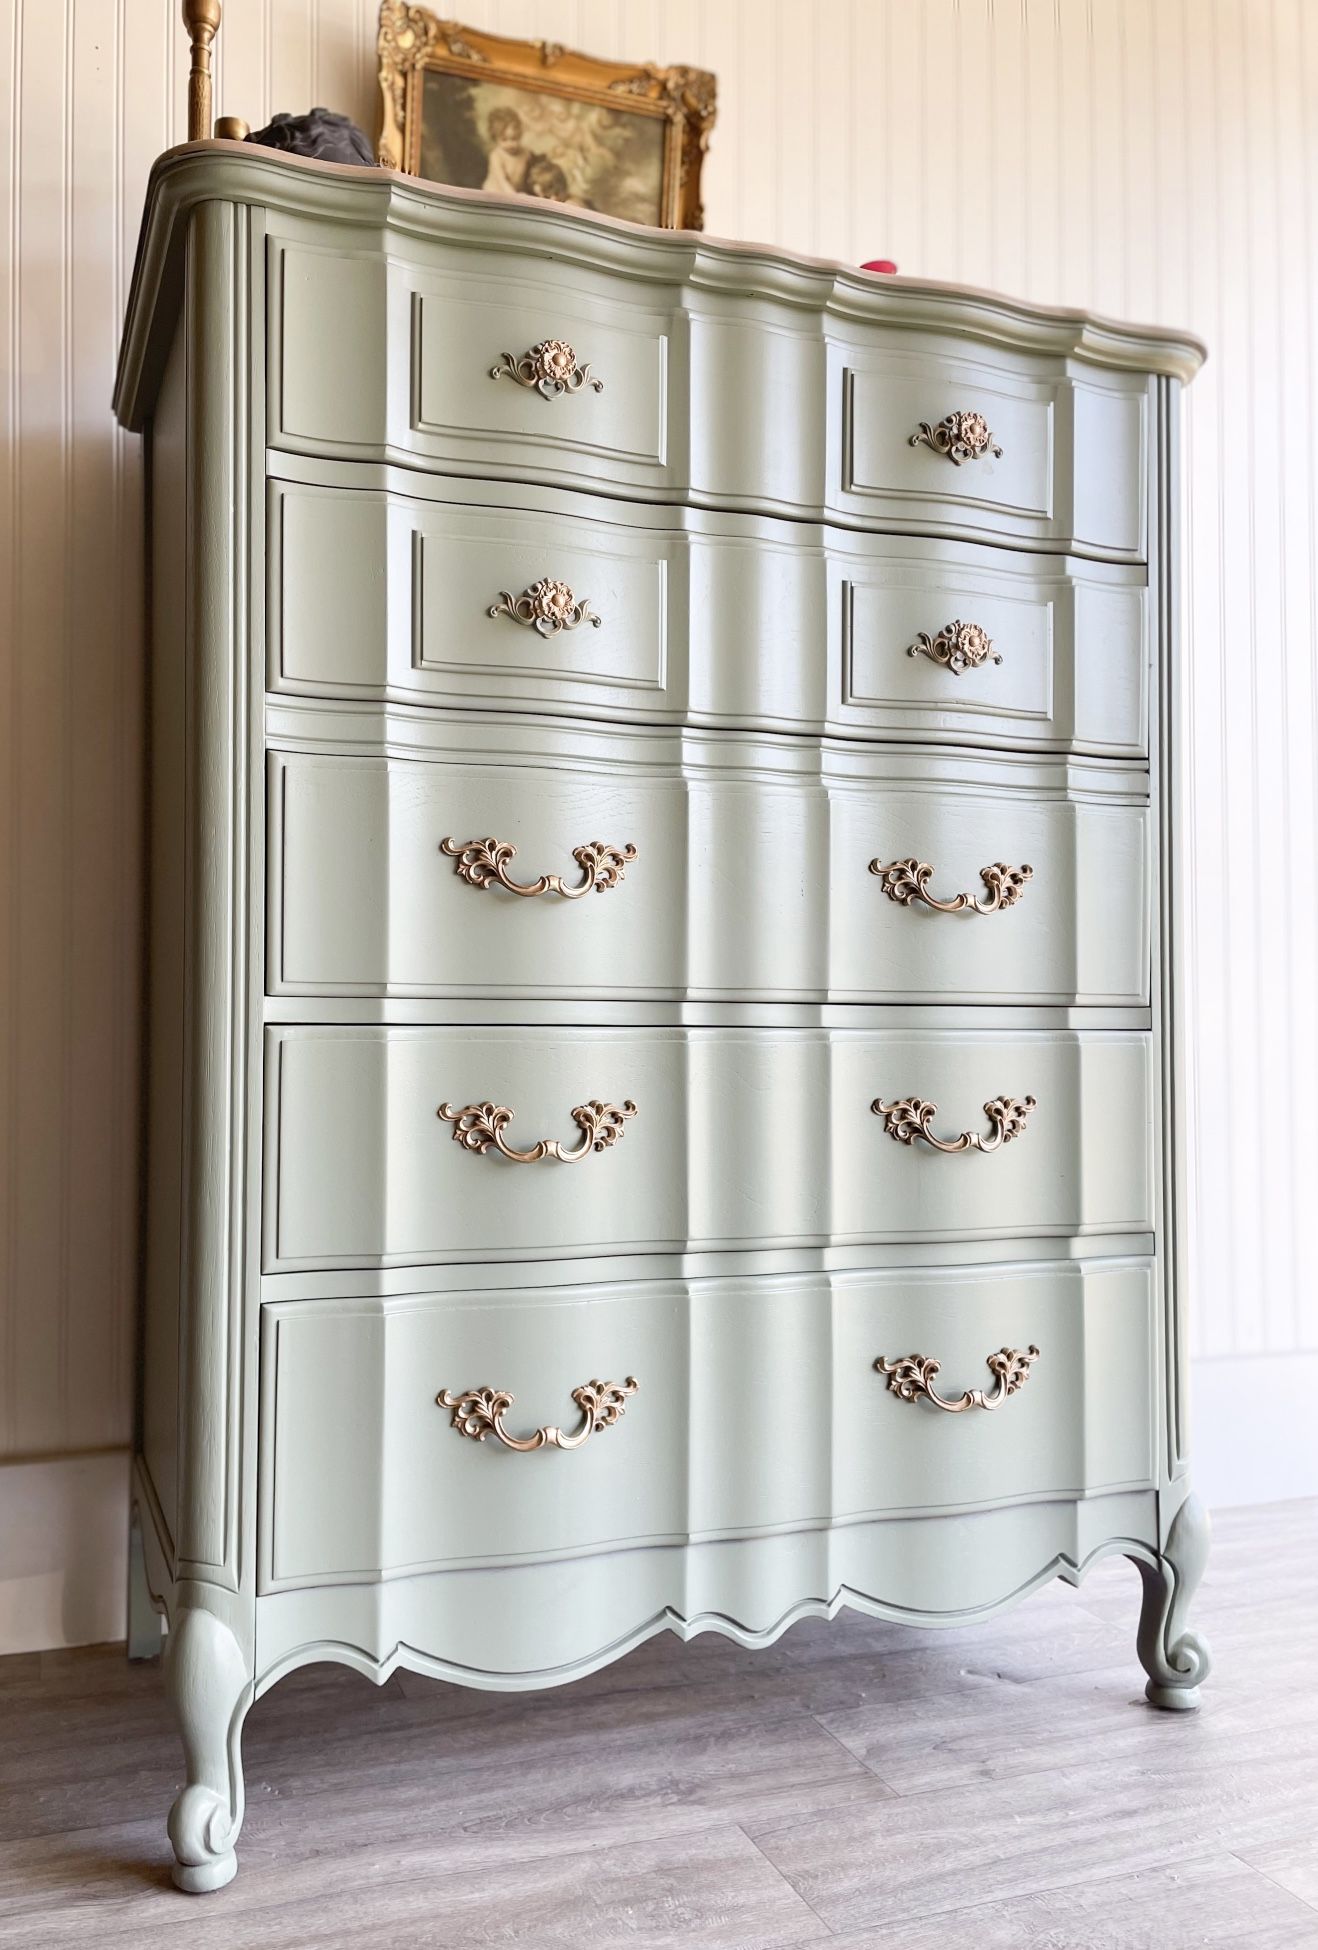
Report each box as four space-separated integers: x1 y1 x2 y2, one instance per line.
836 346 1147 556
259 1259 1155 1590
268 225 1148 556
116 151 1208 1893
268 744 1149 1006
269 474 1148 753
263 1025 1152 1270
269 230 678 493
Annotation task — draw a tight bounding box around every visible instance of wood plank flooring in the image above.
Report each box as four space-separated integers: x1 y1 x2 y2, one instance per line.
1 1500 1316 1948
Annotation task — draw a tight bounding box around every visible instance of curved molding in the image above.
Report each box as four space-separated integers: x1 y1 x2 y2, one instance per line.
253 1528 1164 1700
115 147 1206 428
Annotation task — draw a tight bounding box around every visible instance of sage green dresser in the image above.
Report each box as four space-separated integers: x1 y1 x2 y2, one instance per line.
114 143 1210 1893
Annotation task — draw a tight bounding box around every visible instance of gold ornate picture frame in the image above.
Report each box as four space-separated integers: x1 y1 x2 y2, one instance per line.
376 6 716 230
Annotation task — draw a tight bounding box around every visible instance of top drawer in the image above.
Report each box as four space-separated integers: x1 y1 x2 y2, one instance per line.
266 225 1149 560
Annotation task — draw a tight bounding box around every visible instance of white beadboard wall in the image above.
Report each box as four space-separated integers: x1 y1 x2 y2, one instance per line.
1 0 1315 1650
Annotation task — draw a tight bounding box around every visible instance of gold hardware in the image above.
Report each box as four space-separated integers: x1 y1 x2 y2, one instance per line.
438 1098 638 1163
489 579 601 637
490 341 604 399
875 1346 1040 1413
869 858 1033 914
438 1377 639 1452
214 114 250 141
871 1095 1036 1153
910 410 1003 465
441 836 637 899
907 620 1002 674
182 0 222 142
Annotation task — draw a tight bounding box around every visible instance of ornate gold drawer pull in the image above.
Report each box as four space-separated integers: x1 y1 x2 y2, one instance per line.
438 1097 637 1163
872 1094 1036 1153
907 619 1002 674
870 857 1033 914
875 1346 1040 1413
910 409 1003 465
490 338 604 400
441 836 637 900
489 578 601 637
437 1377 639 1452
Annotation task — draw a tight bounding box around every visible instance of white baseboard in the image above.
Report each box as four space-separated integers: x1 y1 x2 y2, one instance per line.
0 1451 129 1656
0 1372 1311 1657
1190 1351 1318 1507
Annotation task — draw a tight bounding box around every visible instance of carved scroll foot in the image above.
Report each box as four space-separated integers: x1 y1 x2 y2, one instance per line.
1131 1493 1212 1711
165 1605 253 1892
126 1503 164 1662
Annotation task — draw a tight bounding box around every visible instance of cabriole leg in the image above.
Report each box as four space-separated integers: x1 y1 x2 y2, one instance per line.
126 1504 164 1661
1131 1492 1212 1711
166 1604 253 1892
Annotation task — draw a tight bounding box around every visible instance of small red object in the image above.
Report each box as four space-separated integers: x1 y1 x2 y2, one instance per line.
861 258 898 275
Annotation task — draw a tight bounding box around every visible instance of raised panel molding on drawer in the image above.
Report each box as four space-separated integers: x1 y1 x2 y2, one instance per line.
837 548 1147 753
412 511 670 702
268 472 1146 753
262 1025 1152 1272
258 1258 1156 1591
411 286 670 472
835 341 1149 557
267 736 1149 1007
269 231 683 494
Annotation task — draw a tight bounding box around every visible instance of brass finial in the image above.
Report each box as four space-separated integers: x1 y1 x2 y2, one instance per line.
182 0 222 142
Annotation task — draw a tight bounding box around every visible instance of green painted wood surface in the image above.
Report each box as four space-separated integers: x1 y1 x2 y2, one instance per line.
114 151 1209 1892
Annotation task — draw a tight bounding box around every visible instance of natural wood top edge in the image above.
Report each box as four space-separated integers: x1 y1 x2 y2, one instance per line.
113 142 1207 429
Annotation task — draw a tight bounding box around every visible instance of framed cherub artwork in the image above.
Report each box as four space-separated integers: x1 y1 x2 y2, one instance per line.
376 6 717 230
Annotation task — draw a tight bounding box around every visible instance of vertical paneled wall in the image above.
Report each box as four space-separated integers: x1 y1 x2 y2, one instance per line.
1 2 1315 1500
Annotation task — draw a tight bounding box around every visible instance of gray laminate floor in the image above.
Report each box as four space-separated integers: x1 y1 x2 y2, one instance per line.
2 1500 1316 1948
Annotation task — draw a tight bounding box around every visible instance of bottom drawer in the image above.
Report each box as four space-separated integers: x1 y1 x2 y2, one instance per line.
259 1258 1155 1590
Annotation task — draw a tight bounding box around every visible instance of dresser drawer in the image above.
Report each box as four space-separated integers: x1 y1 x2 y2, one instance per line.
832 1257 1155 1518
268 740 1148 1007
833 340 1148 558
262 1026 1152 1272
269 231 683 498
267 228 1149 557
258 1258 1155 1587
268 473 1147 755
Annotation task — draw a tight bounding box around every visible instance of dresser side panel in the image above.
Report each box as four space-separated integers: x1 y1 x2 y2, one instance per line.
139 323 187 1558
173 201 255 1612
1154 376 1191 1499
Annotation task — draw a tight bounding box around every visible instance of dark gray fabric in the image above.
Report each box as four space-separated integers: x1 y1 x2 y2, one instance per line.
247 109 376 166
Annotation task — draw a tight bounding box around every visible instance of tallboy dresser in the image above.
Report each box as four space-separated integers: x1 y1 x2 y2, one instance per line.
115 143 1209 1892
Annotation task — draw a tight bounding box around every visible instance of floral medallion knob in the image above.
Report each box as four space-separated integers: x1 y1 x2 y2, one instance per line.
907 619 1002 675
488 578 601 638
910 409 1003 466
490 338 604 400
